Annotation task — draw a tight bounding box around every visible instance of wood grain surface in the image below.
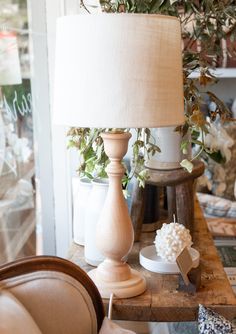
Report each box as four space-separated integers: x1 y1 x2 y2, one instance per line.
147 160 205 187
68 200 236 322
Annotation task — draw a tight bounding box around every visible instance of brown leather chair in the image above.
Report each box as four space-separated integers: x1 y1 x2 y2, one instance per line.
0 256 105 334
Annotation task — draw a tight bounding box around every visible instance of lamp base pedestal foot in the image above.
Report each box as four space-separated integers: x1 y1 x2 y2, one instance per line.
88 268 146 299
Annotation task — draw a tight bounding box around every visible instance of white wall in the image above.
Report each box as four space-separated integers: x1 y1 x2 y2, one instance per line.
209 78 236 102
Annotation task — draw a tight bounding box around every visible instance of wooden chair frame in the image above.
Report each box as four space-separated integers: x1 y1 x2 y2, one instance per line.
0 256 105 332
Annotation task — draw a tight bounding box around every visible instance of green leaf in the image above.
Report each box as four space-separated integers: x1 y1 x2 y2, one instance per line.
83 172 93 180
191 130 200 141
180 159 193 173
207 151 226 164
191 139 204 146
180 140 190 154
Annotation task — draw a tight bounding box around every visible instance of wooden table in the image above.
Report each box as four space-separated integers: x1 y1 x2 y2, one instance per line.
68 200 236 322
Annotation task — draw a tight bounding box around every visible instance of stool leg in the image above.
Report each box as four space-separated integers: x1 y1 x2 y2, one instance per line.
176 180 194 233
167 186 176 223
130 181 146 242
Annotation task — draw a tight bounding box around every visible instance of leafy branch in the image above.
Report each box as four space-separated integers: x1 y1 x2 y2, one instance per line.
67 127 160 189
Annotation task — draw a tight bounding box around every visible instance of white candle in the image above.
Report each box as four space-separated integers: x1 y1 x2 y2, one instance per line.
154 222 192 262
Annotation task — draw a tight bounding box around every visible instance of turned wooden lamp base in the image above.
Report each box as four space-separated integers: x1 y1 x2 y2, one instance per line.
88 131 146 299
89 268 146 299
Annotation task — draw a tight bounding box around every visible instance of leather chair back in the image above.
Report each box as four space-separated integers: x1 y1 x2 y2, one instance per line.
0 256 105 334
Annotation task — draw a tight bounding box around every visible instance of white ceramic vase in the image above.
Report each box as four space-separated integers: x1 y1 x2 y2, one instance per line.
84 178 108 266
72 177 92 246
145 126 191 170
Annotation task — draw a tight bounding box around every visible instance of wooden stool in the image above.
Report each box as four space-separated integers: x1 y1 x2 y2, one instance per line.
147 160 205 233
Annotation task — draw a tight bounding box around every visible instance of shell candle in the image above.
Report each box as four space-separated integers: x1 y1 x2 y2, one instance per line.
154 218 192 263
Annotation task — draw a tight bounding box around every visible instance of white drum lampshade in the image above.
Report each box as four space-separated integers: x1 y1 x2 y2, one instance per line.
54 14 184 128
54 14 185 299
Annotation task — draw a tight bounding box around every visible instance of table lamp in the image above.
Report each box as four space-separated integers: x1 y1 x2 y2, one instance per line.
54 14 185 298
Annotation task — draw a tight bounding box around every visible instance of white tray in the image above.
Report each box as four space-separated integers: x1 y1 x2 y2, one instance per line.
139 245 200 274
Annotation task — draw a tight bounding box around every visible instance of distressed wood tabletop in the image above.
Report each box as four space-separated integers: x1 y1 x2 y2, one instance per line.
68 200 236 322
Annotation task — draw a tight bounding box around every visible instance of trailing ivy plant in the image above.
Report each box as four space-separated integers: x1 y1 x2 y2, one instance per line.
69 0 236 181
67 127 160 189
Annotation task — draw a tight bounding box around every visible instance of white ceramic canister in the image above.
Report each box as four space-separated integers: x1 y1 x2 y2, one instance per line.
84 178 108 266
73 177 92 245
145 126 191 170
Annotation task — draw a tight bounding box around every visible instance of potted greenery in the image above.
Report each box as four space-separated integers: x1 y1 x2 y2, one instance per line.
67 127 160 192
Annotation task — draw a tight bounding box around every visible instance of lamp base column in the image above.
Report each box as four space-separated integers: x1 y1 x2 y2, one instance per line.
88 131 146 299
88 268 146 299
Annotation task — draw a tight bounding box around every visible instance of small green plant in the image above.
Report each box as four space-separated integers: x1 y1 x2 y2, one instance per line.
67 127 160 189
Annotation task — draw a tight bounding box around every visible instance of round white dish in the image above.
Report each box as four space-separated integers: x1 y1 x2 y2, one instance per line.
139 245 200 274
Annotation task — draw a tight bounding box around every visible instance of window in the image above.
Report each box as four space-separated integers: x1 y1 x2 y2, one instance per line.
0 0 37 263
